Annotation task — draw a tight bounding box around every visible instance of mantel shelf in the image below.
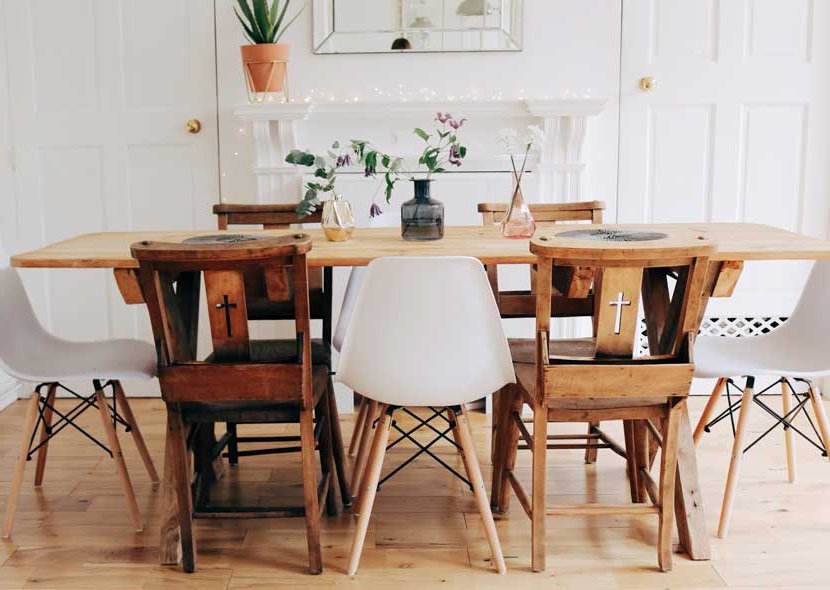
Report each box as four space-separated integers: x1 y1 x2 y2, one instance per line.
234 97 608 121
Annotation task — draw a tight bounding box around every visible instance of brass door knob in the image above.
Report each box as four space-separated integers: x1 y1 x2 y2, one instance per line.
185 119 202 134
639 76 656 92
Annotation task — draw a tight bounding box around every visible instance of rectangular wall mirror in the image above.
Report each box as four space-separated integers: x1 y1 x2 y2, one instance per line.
313 0 523 54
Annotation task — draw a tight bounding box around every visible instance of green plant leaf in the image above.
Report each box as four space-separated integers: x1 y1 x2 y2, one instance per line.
273 4 305 43
234 8 260 43
285 149 315 166
458 145 467 157
237 0 265 42
314 168 328 179
414 127 430 141
252 0 274 43
269 0 280 27
433 167 446 173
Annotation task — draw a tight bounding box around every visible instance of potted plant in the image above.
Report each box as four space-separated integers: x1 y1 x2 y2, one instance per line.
357 113 468 241
235 0 305 96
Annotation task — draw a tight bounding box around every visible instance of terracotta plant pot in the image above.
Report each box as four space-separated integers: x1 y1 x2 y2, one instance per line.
240 43 289 93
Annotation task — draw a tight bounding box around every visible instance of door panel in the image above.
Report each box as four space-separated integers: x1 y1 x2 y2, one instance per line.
3 0 219 396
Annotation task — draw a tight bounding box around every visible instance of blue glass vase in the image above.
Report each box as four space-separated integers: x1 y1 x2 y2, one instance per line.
401 179 444 241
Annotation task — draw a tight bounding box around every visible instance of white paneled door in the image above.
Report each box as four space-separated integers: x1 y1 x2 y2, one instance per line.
619 0 830 317
2 0 219 395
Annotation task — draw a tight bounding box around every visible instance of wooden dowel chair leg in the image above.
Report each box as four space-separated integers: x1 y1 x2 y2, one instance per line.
781 380 797 482
718 376 755 538
584 421 599 464
531 401 548 573
351 399 378 502
693 377 727 444
113 381 159 483
348 405 393 577
3 391 41 539
34 383 58 486
807 384 830 462
95 388 142 532
450 407 506 575
349 396 368 456
300 405 323 574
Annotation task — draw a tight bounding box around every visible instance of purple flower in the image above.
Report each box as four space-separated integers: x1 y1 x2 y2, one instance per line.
449 117 466 130
336 153 352 168
369 203 383 218
435 112 452 124
449 144 462 166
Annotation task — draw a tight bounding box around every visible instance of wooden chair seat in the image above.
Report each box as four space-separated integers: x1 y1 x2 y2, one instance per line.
205 339 331 366
509 337 595 364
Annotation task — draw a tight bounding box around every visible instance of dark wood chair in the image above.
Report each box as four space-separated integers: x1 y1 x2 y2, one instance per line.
479 200 606 464
132 233 344 574
491 227 713 572
212 204 347 502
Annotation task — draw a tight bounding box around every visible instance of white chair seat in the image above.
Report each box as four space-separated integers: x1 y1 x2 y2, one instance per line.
695 332 829 379
3 337 156 383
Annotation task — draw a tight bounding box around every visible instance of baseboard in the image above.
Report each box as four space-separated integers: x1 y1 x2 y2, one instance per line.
0 378 21 412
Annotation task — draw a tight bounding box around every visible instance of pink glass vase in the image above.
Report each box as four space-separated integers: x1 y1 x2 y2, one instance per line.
499 180 536 239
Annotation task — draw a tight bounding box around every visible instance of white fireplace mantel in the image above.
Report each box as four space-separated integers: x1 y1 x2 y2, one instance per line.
233 97 607 204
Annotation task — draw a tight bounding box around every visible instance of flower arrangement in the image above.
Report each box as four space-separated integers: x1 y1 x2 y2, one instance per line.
287 112 468 218
357 112 468 216
497 124 546 188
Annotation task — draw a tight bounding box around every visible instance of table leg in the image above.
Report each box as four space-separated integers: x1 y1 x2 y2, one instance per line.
159 423 181 566
674 403 710 560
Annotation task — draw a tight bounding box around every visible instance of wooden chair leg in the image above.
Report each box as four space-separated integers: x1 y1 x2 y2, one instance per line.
490 384 511 511
113 381 159 483
584 422 600 464
317 395 339 517
166 405 196 572
349 396 368 456
718 376 755 538
226 422 239 466
623 420 641 503
531 400 548 573
34 383 58 487
781 379 797 482
326 380 352 507
492 385 521 514
348 405 393 576
299 405 323 574
95 388 142 532
693 377 727 444
807 384 830 462
3 391 41 539
657 399 684 572
634 420 650 504
351 399 378 501
450 407 506 575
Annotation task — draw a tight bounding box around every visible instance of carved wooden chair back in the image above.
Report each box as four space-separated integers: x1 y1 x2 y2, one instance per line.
530 228 713 401
131 233 315 407
477 200 604 226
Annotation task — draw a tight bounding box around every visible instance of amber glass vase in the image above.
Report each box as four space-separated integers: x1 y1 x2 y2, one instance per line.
499 179 536 239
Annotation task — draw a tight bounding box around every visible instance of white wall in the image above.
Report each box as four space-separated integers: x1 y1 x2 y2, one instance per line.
216 0 623 216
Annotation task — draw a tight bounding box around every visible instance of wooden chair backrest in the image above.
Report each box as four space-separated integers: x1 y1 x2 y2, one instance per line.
213 203 323 230
478 200 604 226
529 227 714 400
131 233 315 406
477 200 606 320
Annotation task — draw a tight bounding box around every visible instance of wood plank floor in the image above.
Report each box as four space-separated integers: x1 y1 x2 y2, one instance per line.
1 396 830 589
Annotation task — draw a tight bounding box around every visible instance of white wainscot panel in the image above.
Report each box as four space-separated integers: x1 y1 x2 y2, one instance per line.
646 105 714 222
122 0 190 109
30 0 99 112
746 0 812 60
127 144 196 230
739 104 807 231
652 0 718 62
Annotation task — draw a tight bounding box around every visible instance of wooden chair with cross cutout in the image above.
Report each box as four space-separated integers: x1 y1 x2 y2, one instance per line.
491 226 713 572
132 233 341 574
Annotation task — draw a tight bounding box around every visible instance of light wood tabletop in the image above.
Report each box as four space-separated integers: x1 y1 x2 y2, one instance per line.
10 223 830 270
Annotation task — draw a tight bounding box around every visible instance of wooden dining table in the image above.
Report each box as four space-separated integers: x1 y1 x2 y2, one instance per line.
12 222 830 567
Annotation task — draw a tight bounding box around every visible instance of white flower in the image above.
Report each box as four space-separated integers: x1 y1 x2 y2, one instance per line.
497 127 519 153
524 124 546 150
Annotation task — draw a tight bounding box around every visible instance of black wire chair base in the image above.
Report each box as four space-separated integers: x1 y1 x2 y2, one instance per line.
703 377 827 456
376 405 472 492
25 379 131 462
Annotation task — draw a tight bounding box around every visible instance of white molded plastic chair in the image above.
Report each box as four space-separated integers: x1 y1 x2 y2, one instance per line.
0 248 158 538
337 256 515 575
693 260 830 538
